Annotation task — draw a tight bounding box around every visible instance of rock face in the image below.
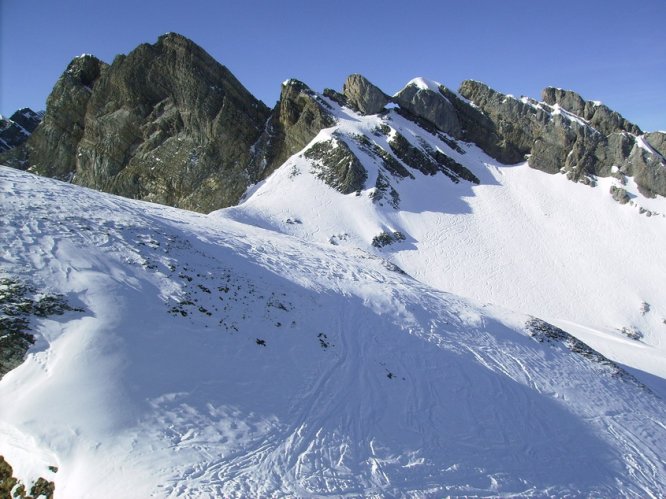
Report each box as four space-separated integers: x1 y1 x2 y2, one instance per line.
541 87 642 136
453 81 541 164
645 132 666 158
249 79 336 179
303 136 367 194
2 32 664 208
3 34 271 212
454 81 666 196
342 74 389 115
18 55 108 180
394 81 461 137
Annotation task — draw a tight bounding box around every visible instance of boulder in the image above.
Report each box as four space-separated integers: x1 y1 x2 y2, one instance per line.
610 185 631 204
342 74 389 115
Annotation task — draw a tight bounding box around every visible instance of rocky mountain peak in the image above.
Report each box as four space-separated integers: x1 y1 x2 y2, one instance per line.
8 108 43 133
2 34 273 212
342 74 388 115
1 33 664 213
63 54 106 87
242 78 335 181
0 108 43 154
394 78 461 137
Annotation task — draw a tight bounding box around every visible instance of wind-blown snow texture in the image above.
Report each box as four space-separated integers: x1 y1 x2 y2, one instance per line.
1 162 665 497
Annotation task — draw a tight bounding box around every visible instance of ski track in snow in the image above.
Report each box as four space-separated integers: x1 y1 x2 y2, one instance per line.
1 163 666 498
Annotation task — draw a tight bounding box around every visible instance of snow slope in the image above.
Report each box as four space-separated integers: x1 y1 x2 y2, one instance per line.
1 166 665 497
221 90 666 385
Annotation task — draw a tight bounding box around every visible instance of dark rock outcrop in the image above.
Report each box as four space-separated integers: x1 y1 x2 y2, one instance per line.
394 81 461 137
342 74 389 115
525 318 645 386
303 136 367 194
456 81 666 196
371 230 406 248
250 79 336 179
0 455 55 499
3 34 271 212
388 130 478 183
541 87 642 136
0 276 83 380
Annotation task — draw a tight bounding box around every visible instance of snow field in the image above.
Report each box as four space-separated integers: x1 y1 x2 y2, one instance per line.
0 166 665 496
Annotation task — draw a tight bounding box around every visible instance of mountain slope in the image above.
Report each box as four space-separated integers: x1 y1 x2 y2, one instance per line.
221 84 666 385
1 166 665 497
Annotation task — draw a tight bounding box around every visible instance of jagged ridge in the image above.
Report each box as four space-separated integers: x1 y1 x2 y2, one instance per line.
1 33 664 211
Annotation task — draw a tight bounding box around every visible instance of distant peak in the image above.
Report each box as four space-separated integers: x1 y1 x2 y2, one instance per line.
281 79 311 93
342 74 388 115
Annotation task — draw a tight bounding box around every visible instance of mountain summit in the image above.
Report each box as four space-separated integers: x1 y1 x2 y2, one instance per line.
2 33 664 211
1 33 665 497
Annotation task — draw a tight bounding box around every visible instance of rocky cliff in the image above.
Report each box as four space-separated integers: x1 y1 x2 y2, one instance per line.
387 78 665 198
2 33 664 211
454 81 665 197
3 34 272 211
247 79 336 180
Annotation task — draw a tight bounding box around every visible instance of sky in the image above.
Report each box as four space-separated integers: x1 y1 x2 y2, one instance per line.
1 0 665 131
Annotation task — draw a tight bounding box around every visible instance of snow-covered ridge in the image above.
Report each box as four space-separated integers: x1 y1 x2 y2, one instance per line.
1 165 665 497
403 76 442 93
224 88 666 385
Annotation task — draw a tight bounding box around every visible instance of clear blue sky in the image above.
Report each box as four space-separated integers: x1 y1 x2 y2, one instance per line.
2 0 665 131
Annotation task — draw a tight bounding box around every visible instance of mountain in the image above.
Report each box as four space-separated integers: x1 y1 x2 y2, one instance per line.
221 77 666 384
2 34 665 212
0 108 43 153
1 34 272 212
2 33 666 497
1 165 665 497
